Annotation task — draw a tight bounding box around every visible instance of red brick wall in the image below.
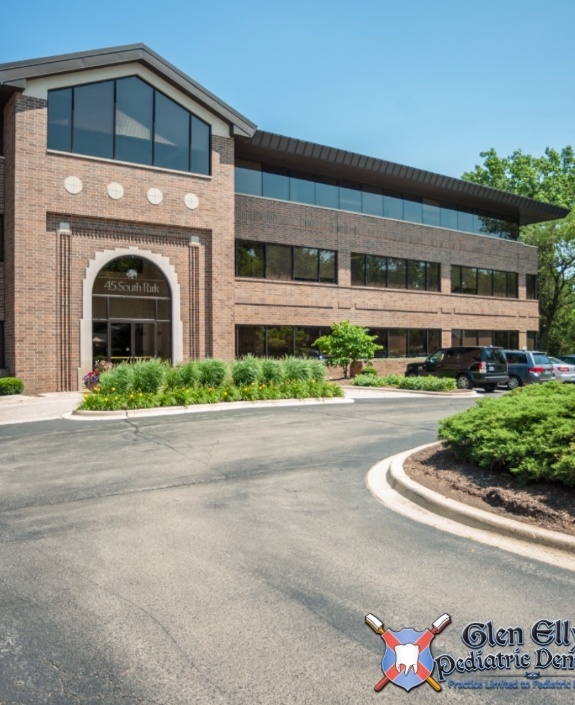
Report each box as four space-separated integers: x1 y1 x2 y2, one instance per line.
5 91 236 393
234 195 539 347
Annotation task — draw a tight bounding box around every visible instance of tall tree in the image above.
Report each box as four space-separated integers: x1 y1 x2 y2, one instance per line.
463 147 575 352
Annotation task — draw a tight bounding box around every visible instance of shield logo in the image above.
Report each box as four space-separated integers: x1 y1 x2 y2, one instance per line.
381 628 435 692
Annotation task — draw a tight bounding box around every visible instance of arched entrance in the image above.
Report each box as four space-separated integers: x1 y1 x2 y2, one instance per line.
91 255 171 363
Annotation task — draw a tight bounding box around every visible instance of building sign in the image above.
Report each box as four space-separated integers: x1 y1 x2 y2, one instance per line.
93 272 169 297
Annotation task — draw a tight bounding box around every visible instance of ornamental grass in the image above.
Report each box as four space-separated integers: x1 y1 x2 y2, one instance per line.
79 357 341 411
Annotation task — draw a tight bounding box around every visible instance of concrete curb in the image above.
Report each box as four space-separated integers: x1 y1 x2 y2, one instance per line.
349 385 476 397
70 395 353 420
386 442 575 554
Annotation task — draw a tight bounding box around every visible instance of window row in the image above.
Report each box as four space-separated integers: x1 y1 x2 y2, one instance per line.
236 325 442 359
48 76 211 175
451 266 518 298
351 253 440 291
236 240 337 283
235 160 518 240
451 330 520 349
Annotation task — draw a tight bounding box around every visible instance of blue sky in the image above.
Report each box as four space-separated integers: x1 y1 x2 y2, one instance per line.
3 0 574 179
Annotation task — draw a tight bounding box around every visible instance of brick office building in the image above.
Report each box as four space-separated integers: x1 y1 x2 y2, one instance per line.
0 45 568 393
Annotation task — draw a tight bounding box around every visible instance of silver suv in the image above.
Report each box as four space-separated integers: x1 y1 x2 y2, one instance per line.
503 350 554 389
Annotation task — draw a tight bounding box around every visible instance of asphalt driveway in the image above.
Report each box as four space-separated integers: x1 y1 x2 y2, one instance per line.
1 398 574 704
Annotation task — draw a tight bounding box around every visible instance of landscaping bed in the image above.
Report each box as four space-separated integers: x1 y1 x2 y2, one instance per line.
404 444 575 537
79 357 343 411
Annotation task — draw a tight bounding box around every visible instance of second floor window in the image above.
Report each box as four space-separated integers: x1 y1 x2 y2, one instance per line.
236 240 337 284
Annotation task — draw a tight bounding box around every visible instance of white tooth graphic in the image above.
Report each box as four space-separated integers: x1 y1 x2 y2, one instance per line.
395 643 419 675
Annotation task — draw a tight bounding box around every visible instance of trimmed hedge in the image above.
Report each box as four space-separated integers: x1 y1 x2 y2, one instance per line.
352 373 457 392
438 382 575 487
0 377 24 396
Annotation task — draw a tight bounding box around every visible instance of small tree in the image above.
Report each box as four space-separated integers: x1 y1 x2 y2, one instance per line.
314 320 383 378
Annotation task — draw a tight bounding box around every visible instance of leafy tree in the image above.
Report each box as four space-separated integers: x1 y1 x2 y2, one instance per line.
462 147 575 352
314 320 383 378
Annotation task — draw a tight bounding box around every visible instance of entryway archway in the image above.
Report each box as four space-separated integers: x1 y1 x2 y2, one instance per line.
92 255 171 363
79 246 184 387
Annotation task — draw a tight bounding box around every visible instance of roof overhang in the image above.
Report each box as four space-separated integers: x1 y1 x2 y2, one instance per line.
0 44 257 138
236 131 569 226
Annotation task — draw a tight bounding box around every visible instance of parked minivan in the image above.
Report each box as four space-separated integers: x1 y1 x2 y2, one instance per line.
405 346 509 391
503 350 554 389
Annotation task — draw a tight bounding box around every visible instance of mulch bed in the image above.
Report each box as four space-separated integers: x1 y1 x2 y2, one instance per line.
403 445 575 538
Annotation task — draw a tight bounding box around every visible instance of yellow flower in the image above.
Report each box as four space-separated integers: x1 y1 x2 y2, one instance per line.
111 387 116 392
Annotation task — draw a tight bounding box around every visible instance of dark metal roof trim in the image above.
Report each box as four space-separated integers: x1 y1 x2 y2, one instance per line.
0 44 256 138
236 130 570 225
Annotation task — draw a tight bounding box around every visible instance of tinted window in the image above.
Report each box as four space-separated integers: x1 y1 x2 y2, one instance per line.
362 187 384 216
48 78 211 175
236 241 264 277
339 185 362 212
47 88 72 151
506 352 527 364
387 258 407 289
266 244 292 280
290 175 315 204
263 168 290 200
366 255 387 288
294 247 319 281
116 77 153 165
315 179 339 208
74 81 114 158
235 162 262 195
190 114 210 175
319 250 337 283
155 92 190 171
351 253 365 286
532 353 551 366
485 348 507 365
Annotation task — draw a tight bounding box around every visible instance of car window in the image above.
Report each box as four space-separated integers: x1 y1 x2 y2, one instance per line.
458 348 481 364
506 352 526 364
427 349 445 364
533 353 551 365
485 348 506 364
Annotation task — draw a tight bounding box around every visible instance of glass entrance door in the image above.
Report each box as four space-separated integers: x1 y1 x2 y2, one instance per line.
107 322 157 362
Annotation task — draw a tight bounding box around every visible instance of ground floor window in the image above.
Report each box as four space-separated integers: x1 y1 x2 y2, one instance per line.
92 256 171 363
236 325 441 358
527 331 538 350
236 326 332 358
451 330 519 349
369 328 441 357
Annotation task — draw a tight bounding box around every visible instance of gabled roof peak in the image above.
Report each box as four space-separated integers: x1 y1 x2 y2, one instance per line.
0 44 256 138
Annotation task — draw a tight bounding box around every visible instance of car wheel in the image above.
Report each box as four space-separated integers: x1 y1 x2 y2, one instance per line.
484 384 497 393
405 371 419 378
508 375 522 390
456 374 473 390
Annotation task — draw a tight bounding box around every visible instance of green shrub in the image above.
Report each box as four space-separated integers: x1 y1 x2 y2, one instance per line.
260 358 284 383
438 382 575 486
131 359 169 393
99 363 134 394
198 359 228 387
398 376 456 391
361 366 378 376
176 361 202 387
351 373 456 391
0 377 24 395
282 357 312 381
307 359 327 382
232 356 262 386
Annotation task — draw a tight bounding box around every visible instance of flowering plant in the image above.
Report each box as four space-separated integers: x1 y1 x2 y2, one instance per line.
83 359 113 388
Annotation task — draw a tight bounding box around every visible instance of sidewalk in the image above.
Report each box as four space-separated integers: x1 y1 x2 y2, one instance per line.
0 392 84 425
